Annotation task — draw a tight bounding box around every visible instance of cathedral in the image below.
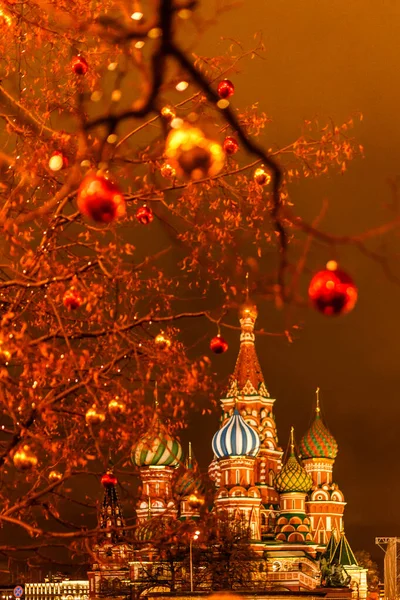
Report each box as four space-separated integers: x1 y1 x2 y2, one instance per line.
87 302 368 599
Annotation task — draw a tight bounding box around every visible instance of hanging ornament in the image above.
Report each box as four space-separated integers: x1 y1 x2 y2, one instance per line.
13 445 38 471
165 125 225 181
0 340 12 362
160 163 176 179
161 106 176 123
49 152 68 172
48 469 63 483
63 287 83 310
308 261 358 316
85 405 106 426
108 396 126 417
77 172 126 223
210 334 228 354
217 79 235 99
155 332 172 350
72 55 88 75
254 166 271 186
101 470 118 487
223 137 239 155
135 205 154 225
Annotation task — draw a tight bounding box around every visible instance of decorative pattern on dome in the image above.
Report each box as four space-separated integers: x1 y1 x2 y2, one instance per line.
99 467 125 543
132 415 183 467
299 394 338 460
275 428 312 494
212 408 260 459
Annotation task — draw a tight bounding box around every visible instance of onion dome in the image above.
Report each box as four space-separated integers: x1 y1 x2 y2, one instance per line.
299 390 338 460
212 408 260 459
131 414 183 468
99 467 125 542
275 427 312 494
175 442 205 497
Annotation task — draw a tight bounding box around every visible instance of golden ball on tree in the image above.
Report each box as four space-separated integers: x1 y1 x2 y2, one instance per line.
48 469 63 483
254 166 271 186
155 332 172 350
160 106 176 122
160 163 176 179
165 125 225 181
85 404 106 426
188 493 205 509
13 445 38 471
108 396 126 417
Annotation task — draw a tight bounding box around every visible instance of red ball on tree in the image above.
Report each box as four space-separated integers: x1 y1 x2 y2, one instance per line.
77 172 126 224
63 287 83 310
217 79 235 99
101 471 118 487
72 55 88 75
223 136 239 155
210 334 228 354
308 261 358 316
135 205 154 225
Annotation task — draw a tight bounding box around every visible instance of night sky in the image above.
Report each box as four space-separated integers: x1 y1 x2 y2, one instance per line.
182 0 400 567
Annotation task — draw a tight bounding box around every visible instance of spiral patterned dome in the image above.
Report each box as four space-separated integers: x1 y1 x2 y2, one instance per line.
132 415 183 468
175 444 205 496
299 412 338 460
212 408 260 459
275 453 313 494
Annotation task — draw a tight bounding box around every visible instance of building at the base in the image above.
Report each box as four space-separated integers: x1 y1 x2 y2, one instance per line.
88 302 367 600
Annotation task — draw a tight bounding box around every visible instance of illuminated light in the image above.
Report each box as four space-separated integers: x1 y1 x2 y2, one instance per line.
131 11 143 20
91 90 102 102
170 117 184 129
254 166 271 186
148 27 162 39
195 530 200 535
134 41 145 49
108 397 126 416
326 260 338 271
178 8 192 19
0 8 12 26
111 89 122 102
13 445 38 470
160 163 176 179
154 332 172 350
107 134 118 144
176 80 189 92
217 99 230 109
161 106 176 122
107 62 118 71
49 152 68 172
85 405 106 426
80 159 91 167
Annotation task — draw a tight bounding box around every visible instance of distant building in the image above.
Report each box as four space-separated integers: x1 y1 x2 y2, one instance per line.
25 579 89 600
88 303 368 599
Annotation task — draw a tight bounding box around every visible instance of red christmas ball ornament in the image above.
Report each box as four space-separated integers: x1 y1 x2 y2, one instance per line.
217 79 235 100
210 334 228 354
135 205 154 225
101 471 118 487
72 55 88 75
49 151 68 172
308 261 358 316
63 287 83 310
77 172 126 224
223 137 239 155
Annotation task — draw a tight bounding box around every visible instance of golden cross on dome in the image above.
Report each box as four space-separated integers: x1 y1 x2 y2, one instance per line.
316 387 320 414
290 426 295 454
245 271 250 300
154 381 159 409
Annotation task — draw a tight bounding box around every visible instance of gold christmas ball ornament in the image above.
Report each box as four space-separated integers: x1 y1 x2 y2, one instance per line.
154 332 172 350
13 445 38 471
85 404 106 426
48 469 63 483
161 106 176 122
108 396 126 417
160 163 176 179
0 340 11 362
188 493 205 509
254 166 271 186
165 125 225 181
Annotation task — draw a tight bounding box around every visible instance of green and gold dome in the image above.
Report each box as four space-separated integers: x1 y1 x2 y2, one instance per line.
175 442 205 497
132 414 183 468
299 394 338 460
275 428 313 494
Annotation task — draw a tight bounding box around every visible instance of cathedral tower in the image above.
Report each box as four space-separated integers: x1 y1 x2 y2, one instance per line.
131 411 182 522
299 390 345 545
274 427 313 543
212 408 262 540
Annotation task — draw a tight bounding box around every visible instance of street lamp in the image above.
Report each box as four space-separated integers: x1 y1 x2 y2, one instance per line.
190 530 201 593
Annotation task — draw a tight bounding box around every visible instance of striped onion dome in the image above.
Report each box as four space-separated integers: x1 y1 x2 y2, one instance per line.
275 450 313 494
212 408 260 459
131 415 183 468
299 411 338 460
